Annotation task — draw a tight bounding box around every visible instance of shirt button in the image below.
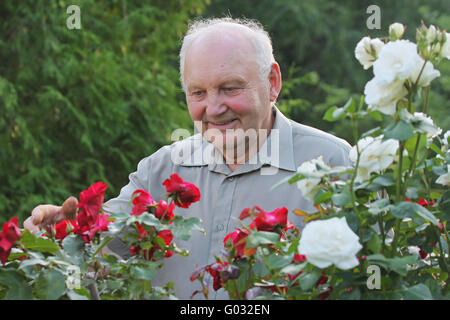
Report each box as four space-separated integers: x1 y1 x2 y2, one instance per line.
227 177 234 182
217 224 224 232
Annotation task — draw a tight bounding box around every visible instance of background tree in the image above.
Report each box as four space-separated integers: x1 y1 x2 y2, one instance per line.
0 0 208 223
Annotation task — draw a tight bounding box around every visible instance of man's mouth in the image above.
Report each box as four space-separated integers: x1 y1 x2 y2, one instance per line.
206 119 238 130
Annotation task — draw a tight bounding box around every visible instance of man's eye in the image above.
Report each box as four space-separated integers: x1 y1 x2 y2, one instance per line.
192 91 204 96
223 87 241 94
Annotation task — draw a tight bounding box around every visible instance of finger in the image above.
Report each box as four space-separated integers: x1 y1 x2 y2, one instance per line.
32 204 61 226
23 216 41 234
58 196 78 222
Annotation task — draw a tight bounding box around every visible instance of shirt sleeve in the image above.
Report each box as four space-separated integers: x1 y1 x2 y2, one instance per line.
103 155 152 215
103 155 152 258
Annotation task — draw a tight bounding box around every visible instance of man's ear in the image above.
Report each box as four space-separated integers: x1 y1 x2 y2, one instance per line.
268 62 282 103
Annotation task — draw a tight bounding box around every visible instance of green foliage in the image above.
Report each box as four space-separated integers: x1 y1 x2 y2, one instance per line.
0 0 208 224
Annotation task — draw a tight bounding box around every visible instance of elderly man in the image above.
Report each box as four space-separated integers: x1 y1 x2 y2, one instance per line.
24 17 351 299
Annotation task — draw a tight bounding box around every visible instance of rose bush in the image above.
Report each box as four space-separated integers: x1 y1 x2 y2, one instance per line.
191 22 449 300
0 174 203 299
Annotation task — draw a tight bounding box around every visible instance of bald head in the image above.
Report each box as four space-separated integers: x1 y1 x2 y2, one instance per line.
179 18 275 92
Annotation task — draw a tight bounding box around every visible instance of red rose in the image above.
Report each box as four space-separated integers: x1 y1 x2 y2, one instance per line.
131 189 155 216
140 229 174 260
249 207 292 232
405 197 434 208
135 222 147 239
73 214 111 243
205 261 229 291
130 246 141 255
157 229 174 258
0 217 21 265
417 198 434 208
163 174 201 208
77 181 107 225
87 214 111 240
155 200 175 221
55 220 77 240
224 228 255 258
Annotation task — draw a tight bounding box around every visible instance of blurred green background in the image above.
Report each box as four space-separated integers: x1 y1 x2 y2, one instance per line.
1 0 449 224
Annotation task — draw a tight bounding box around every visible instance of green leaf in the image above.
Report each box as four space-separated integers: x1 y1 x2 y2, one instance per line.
390 202 416 219
132 263 158 281
128 212 163 230
62 234 86 257
266 253 294 270
368 199 390 215
170 216 205 241
366 254 389 270
360 227 375 243
0 268 32 299
299 272 321 291
429 143 445 157
280 262 306 277
413 203 440 226
342 97 356 113
314 190 333 204
368 111 383 121
384 120 415 141
372 174 395 186
341 287 361 300
323 106 346 122
34 269 66 300
246 231 280 248
367 233 382 254
389 255 418 276
437 190 450 215
331 188 353 206
403 283 433 300
20 229 60 254
367 254 417 276
93 235 114 257
18 258 49 275
66 288 90 300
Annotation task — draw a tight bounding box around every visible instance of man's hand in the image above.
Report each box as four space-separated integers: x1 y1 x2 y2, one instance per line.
23 196 78 233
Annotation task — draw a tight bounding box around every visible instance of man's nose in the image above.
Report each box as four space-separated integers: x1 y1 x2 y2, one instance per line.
205 91 227 118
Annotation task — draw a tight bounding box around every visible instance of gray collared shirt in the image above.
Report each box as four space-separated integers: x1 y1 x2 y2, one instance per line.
105 106 352 299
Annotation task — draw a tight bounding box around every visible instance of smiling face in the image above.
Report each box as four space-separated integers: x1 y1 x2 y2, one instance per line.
183 25 281 164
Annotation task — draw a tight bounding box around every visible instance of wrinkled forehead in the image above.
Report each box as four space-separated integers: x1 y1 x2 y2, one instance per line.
184 25 260 83
188 24 258 58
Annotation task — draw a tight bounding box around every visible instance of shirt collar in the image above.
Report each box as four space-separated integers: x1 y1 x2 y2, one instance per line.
179 106 296 173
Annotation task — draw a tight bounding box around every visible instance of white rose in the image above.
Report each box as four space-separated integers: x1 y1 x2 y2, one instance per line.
296 156 329 202
436 165 450 186
355 37 384 69
443 130 450 146
442 33 450 60
409 58 440 87
298 217 362 270
373 40 421 85
427 25 438 42
364 77 407 115
389 23 405 39
349 136 399 182
296 178 321 203
411 112 442 138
